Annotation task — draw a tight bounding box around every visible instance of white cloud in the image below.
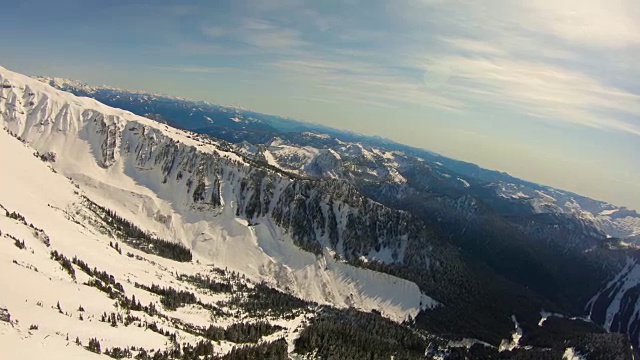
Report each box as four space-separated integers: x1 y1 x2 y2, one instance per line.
416 0 640 48
395 0 640 136
520 0 640 48
439 55 640 135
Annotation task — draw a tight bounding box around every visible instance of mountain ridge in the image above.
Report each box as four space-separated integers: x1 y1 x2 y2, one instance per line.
30 74 639 221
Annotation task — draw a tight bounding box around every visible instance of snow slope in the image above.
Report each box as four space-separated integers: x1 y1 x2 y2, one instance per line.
0 130 179 358
0 128 331 359
0 65 433 323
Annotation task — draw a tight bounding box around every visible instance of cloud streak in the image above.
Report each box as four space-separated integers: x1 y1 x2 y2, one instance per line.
153 66 236 74
392 0 640 136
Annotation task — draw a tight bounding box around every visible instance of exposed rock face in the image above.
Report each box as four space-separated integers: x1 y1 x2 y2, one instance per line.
115 121 420 262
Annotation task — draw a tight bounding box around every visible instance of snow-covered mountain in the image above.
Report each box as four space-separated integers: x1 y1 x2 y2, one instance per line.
33 76 640 246
0 126 307 359
493 182 640 243
3 66 437 320
0 66 449 359
1 65 637 359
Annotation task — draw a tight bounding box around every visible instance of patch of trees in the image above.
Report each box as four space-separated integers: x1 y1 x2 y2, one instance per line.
520 317 604 349
0 307 10 323
87 338 102 354
7 233 25 249
216 339 288 360
118 292 160 318
6 210 26 223
294 307 426 360
181 341 216 360
429 317 634 360
14 238 25 249
225 282 309 318
73 256 125 294
135 283 197 311
83 197 192 262
437 344 565 360
178 273 233 294
99 311 141 328
126 340 214 360
140 322 175 340
34 150 57 162
71 256 163 318
468 346 566 360
119 293 146 311
519 317 632 360
50 250 76 280
110 241 123 255
104 347 133 359
85 278 124 300
200 321 283 344
2 205 50 246
567 333 633 360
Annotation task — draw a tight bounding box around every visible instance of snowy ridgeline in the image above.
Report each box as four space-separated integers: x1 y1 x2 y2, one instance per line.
0 66 440 358
30 74 640 245
495 182 640 243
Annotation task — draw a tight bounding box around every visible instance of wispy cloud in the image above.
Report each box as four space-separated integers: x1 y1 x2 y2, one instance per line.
240 19 305 49
394 0 640 136
200 25 227 38
413 0 640 48
153 65 236 74
439 55 640 135
201 18 306 50
271 56 465 111
519 0 640 48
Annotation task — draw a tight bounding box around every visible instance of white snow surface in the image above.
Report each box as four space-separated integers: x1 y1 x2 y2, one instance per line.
587 258 640 332
563 347 586 360
457 177 470 188
0 131 175 358
0 64 431 333
498 315 522 352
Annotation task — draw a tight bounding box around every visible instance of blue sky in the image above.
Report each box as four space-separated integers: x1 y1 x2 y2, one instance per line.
1 0 639 209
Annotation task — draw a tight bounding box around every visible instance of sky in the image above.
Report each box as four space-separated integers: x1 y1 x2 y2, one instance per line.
0 0 639 210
